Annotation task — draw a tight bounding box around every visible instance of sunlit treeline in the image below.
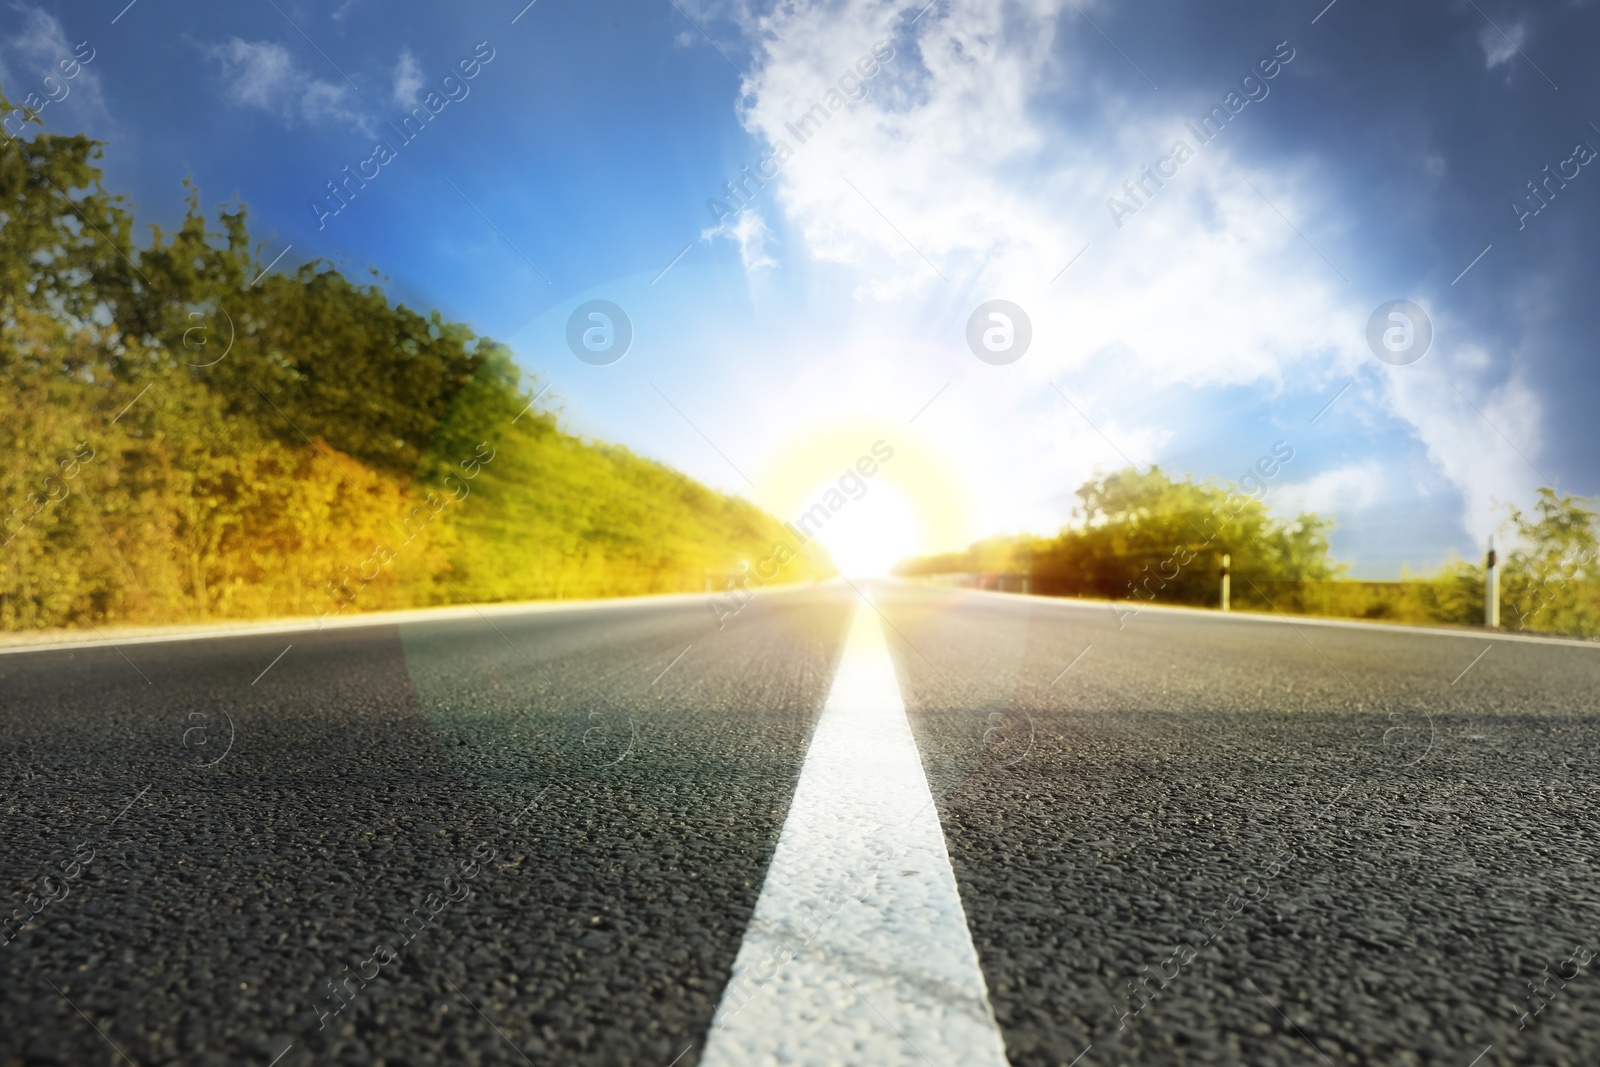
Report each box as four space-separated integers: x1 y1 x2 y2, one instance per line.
896 467 1600 637
0 92 824 630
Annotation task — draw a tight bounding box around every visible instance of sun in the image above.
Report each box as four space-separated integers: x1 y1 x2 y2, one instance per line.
813 483 921 577
753 419 974 579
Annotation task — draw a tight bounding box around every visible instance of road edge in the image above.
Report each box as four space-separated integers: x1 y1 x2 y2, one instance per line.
901 579 1600 650
0 582 820 656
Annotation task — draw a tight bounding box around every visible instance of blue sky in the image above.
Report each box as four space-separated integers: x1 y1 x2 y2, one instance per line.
6 0 1599 576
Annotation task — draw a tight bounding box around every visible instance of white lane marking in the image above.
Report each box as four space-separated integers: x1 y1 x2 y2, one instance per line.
701 599 1010 1067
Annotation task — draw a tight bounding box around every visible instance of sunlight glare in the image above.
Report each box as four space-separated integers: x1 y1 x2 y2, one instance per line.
813 483 920 577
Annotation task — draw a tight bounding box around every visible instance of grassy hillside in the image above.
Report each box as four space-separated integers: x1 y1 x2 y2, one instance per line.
0 92 826 630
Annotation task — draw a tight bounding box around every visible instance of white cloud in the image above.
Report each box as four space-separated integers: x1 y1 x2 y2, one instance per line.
1384 348 1548 540
0 5 108 126
1273 460 1386 519
209 38 296 109
738 3 1360 384
205 37 370 133
1479 21 1527 70
703 208 778 270
8 4 79 69
392 48 423 106
717 0 1546 552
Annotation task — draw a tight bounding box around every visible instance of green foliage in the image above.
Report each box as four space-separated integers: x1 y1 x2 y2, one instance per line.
0 99 133 329
896 466 1600 638
1398 561 1484 626
1054 466 1337 608
1500 489 1600 635
0 95 824 630
898 466 1337 608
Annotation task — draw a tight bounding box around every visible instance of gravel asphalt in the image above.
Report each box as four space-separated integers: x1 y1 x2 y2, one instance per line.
878 583 1600 1067
3 581 1599 1066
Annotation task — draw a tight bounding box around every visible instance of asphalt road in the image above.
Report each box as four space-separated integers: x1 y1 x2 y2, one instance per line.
3 581 1599 1066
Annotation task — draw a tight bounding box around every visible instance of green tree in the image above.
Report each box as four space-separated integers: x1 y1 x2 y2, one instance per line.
896 466 1337 610
1500 488 1600 635
0 92 136 334
1036 466 1336 608
1 88 830 630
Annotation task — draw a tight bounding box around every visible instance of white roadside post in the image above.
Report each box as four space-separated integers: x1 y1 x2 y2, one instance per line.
1221 553 1231 612
1485 536 1500 628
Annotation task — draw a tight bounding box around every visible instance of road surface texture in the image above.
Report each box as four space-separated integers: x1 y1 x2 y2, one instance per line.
1 580 1598 1066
